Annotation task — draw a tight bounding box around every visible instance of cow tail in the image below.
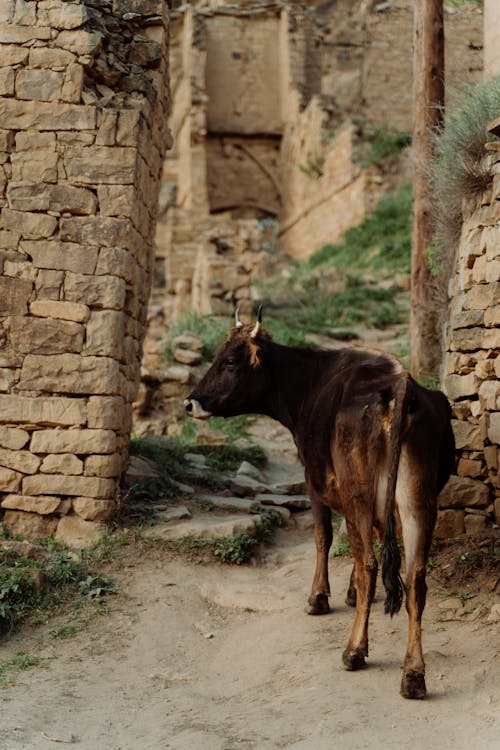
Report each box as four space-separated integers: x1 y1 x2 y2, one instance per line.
381 372 410 617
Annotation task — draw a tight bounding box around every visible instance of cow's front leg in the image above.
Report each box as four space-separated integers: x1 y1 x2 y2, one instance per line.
305 500 332 615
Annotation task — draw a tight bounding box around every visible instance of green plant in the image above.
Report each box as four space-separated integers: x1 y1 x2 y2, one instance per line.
213 531 259 564
330 535 352 558
299 156 324 178
361 127 412 168
0 652 46 686
431 76 500 276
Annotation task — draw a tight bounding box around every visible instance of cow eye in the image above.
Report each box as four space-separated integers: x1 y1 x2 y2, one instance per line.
225 357 236 368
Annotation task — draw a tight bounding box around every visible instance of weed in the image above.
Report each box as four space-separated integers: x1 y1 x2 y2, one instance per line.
361 127 412 168
78 575 118 599
0 652 46 686
213 531 259 564
331 535 352 557
299 156 324 178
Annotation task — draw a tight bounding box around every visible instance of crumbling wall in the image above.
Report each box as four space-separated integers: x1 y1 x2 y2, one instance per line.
484 0 500 79
0 0 170 544
441 132 500 535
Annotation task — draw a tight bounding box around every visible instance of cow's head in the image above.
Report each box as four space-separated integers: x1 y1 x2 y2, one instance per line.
184 307 272 419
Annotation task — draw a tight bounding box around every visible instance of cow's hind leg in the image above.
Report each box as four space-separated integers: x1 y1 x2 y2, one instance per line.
342 512 378 670
345 566 357 608
398 458 437 699
306 500 332 615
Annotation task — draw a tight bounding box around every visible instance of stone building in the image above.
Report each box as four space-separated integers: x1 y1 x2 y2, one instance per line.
159 0 483 319
0 0 171 544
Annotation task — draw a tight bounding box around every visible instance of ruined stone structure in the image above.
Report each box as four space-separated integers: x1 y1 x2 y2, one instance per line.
160 0 483 319
441 122 500 534
484 0 500 79
0 0 170 544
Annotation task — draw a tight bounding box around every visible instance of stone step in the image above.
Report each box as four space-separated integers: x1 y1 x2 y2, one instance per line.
255 493 311 510
143 513 262 540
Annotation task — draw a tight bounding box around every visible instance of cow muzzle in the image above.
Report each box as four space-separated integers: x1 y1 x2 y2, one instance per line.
184 398 212 419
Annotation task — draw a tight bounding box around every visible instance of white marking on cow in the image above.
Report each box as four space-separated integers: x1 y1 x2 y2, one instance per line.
185 399 212 419
395 447 418 577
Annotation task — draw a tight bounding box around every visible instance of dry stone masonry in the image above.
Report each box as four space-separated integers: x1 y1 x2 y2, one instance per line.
0 0 170 544
441 121 500 536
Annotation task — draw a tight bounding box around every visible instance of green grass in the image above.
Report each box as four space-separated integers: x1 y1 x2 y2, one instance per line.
361 127 411 168
0 541 117 637
0 652 47 686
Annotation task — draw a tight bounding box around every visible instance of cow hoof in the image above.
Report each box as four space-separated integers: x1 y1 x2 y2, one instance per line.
342 649 367 671
400 670 426 699
345 586 357 608
305 594 330 615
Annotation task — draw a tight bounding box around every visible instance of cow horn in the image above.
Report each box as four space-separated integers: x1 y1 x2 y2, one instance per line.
235 307 243 329
250 305 263 339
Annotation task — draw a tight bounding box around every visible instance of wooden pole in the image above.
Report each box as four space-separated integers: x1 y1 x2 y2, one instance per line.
411 0 445 382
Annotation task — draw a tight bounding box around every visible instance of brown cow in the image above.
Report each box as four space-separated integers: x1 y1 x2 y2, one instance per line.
185 309 455 699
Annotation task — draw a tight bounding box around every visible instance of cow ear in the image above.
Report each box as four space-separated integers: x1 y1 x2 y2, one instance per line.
250 305 263 339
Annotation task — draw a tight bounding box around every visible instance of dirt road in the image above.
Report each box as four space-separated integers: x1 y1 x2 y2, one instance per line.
1 526 498 750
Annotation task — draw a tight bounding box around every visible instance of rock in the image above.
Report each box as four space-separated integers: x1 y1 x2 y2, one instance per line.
1 494 69 515
143 513 261 541
172 332 203 352
434 509 465 539
173 347 202 366
84 454 122 479
72 497 116 521
18 353 121 395
0 539 48 561
22 474 116 499
165 365 191 384
168 478 195 495
229 476 270 497
2 510 58 540
55 515 106 548
236 461 265 483
486 603 500 623
0 447 40 474
87 396 126 430
9 315 84 355
0 426 30 451
255 493 311 510
125 455 160 486
293 510 314 530
156 506 192 522
464 513 488 534
269 480 307 495
31 429 116 455
438 475 490 509
30 300 90 323
0 394 86 426
185 452 208 468
198 495 255 513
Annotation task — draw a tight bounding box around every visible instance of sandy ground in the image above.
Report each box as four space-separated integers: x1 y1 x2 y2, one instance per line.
1 527 499 750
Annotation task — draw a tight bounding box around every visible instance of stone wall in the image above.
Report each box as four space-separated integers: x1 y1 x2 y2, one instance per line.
0 0 170 544
441 128 500 535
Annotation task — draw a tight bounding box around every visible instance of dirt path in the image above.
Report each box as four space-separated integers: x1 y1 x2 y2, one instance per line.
1 525 499 750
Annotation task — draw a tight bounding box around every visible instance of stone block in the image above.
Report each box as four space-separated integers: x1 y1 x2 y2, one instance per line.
488 413 500 444
15 131 56 151
26 239 99 274
54 29 102 55
0 98 96 131
19 354 121 395
485 258 500 283
0 44 29 66
87 396 126 430
0 466 22 491
28 46 76 67
0 446 40 474
0 26 51 43
0 276 32 315
451 419 483 450
31 428 116 455
10 151 59 182
72 497 116 521
10 315 84 355
449 309 484 329
0 426 29 450
438 474 489 509
95 109 118 146
97 185 136 217
84 454 122 478
30 300 89 323
478 380 500 410
0 394 86 426
434 508 465 539
85 310 125 358
0 229 20 249
1 208 57 239
55 514 106 548
464 282 500 310
16 69 63 102
64 146 136 185
0 130 14 152
35 269 64 299
38 2 89 29
8 182 96 214
63 272 126 309
464 512 488 534
23 473 117 499
457 458 483 478
0 67 15 97
116 110 141 146
13 0 36 24
60 216 132 247
444 373 480 401
61 63 83 104
95 247 135 282
1 495 67 515
40 454 84 476
484 305 500 327
2 510 58 540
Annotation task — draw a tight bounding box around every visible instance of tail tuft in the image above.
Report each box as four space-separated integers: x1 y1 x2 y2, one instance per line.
381 516 405 616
